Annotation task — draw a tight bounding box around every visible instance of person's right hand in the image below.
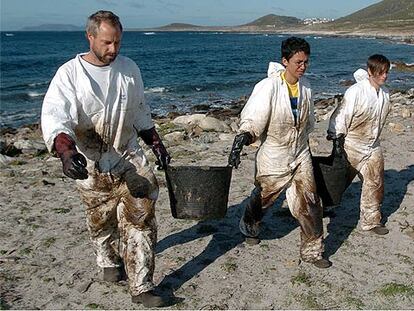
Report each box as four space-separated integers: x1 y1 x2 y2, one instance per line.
54 133 88 180
228 132 253 169
61 151 89 179
333 134 345 156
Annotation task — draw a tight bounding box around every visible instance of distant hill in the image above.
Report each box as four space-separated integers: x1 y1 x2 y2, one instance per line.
21 0 413 36
242 14 301 27
20 24 83 31
157 23 202 30
150 14 303 32
317 0 414 32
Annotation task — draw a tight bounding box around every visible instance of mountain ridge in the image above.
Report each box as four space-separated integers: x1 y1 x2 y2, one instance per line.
17 0 414 37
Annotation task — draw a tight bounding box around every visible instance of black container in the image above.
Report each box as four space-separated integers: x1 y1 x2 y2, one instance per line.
165 165 233 220
312 140 349 208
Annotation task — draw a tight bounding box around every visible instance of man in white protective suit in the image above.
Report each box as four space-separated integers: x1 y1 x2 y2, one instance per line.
228 37 331 269
327 54 391 236
41 10 171 307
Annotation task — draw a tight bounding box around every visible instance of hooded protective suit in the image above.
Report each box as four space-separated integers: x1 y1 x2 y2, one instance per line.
42 53 158 295
328 69 390 230
238 62 324 262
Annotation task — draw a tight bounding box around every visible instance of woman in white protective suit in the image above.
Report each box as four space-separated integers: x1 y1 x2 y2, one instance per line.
41 11 171 307
327 54 391 236
228 37 331 269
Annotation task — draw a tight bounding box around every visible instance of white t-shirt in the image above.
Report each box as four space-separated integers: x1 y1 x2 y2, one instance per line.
79 56 111 102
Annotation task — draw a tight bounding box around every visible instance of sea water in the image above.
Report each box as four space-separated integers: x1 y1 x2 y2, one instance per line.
1 31 413 128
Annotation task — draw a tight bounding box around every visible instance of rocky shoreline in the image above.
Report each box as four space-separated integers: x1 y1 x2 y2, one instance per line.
1 89 414 309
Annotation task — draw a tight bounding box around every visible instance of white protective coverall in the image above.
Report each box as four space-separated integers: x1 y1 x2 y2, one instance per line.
238 62 324 262
42 53 158 295
328 69 391 230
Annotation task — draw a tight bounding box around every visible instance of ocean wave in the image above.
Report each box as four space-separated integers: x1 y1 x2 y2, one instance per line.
0 81 48 91
144 86 168 93
144 32 156 35
0 110 40 128
28 91 45 97
28 81 49 87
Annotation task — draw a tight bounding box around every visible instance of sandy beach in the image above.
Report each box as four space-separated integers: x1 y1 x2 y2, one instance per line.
1 89 413 309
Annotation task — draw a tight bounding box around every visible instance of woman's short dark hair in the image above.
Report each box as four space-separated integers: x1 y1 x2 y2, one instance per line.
281 37 310 61
367 54 390 75
86 10 123 36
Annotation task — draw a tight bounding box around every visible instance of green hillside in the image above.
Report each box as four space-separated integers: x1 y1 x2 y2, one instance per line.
243 14 301 27
322 0 414 31
157 23 202 30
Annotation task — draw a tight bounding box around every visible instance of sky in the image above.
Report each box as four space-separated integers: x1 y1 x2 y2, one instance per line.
1 0 382 31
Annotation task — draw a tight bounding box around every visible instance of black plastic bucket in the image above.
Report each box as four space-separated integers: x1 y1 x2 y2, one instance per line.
165 165 232 220
312 141 349 208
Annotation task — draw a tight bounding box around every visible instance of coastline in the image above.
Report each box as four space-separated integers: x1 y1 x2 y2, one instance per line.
132 26 414 44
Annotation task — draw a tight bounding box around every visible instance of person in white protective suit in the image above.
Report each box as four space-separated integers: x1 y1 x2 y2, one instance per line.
327 54 391 236
228 37 331 269
41 11 172 307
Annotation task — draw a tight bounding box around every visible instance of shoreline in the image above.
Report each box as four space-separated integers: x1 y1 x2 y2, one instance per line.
5 29 414 43
2 85 413 132
132 27 414 44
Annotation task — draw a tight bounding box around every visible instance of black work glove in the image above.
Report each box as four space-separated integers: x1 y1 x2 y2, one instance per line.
54 133 88 180
139 127 171 170
333 134 345 155
228 132 253 169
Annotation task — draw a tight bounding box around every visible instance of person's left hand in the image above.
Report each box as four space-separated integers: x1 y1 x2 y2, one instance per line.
138 127 171 170
152 142 171 170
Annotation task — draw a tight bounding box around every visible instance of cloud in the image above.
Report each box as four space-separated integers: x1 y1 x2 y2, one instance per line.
128 1 145 9
153 0 182 12
271 7 287 14
95 0 118 7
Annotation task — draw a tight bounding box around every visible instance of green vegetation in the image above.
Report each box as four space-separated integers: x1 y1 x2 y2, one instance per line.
153 0 414 34
244 14 301 27
43 237 56 248
10 160 27 166
319 0 414 32
85 303 103 309
221 258 238 273
19 247 32 255
52 207 71 214
259 243 270 251
378 283 414 297
344 296 365 309
291 271 312 286
0 297 11 310
295 293 323 309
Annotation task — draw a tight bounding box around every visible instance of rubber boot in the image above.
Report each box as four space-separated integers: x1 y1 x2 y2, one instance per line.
131 290 168 308
312 258 332 269
102 266 125 282
370 224 389 235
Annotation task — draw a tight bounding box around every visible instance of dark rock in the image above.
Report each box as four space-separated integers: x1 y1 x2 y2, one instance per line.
339 79 354 87
2 144 22 157
392 61 414 72
191 104 211 112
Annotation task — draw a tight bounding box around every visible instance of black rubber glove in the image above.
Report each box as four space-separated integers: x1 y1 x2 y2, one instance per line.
54 133 88 180
333 134 345 156
228 132 253 169
139 127 171 170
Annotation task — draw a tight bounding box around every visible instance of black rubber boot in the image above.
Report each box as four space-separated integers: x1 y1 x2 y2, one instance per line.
312 258 332 269
102 266 125 282
244 236 261 245
370 224 389 235
131 290 168 308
